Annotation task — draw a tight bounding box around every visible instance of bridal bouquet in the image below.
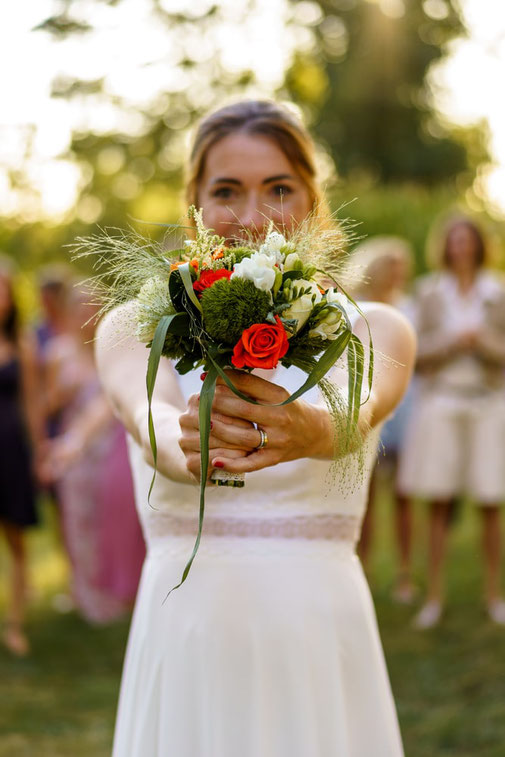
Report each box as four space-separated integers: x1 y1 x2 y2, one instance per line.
73 207 372 592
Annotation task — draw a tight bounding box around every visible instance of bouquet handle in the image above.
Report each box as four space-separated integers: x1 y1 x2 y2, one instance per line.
210 469 246 487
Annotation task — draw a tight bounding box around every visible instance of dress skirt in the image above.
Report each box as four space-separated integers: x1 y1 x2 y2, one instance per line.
112 534 403 757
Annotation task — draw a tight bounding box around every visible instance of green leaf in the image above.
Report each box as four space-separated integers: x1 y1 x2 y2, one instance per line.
315 269 374 406
166 311 191 335
174 352 200 374
349 334 365 429
146 314 179 502
168 268 185 311
279 329 352 405
165 366 218 597
178 262 203 313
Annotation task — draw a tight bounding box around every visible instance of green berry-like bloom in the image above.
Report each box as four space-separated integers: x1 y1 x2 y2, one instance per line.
200 277 271 344
161 332 187 360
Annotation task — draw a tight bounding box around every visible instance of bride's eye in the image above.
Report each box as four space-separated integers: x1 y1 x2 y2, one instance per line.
271 184 293 198
212 186 235 199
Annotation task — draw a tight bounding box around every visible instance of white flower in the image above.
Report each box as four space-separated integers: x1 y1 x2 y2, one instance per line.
283 279 322 332
259 231 287 264
325 288 349 307
231 252 277 292
309 309 343 341
135 276 174 342
325 288 360 323
284 252 303 272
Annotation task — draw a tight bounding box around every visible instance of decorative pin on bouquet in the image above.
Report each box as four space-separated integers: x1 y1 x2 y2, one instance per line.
73 207 373 592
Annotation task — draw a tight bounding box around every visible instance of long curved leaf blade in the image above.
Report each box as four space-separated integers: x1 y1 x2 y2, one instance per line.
146 313 178 502
279 329 352 406
165 366 218 597
178 262 203 313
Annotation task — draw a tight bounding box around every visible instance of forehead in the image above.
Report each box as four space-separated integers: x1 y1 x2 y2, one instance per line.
448 223 474 239
202 132 295 182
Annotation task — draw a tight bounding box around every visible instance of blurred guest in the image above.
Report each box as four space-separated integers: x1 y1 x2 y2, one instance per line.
36 264 71 356
351 237 417 602
43 289 145 624
35 265 72 441
398 216 505 628
0 257 42 656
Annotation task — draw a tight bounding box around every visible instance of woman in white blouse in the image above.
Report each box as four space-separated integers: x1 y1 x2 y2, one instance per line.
398 216 505 628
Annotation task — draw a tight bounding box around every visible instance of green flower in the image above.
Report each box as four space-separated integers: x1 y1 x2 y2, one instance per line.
200 277 271 344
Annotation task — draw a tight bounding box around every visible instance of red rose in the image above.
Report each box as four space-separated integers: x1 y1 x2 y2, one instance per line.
193 268 231 295
232 316 289 370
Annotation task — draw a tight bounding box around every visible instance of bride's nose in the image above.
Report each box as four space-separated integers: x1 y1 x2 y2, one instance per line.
234 195 269 240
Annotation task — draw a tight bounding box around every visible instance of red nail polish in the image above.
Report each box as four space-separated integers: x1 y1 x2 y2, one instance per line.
200 372 208 381
210 421 213 430
214 460 224 468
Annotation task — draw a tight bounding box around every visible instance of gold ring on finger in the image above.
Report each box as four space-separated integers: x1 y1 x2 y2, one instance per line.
255 428 268 450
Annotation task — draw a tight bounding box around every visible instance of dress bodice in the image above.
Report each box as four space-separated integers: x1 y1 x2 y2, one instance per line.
127 364 379 551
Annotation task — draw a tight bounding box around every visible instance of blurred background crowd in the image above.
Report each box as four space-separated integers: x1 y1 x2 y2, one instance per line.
2 1 505 755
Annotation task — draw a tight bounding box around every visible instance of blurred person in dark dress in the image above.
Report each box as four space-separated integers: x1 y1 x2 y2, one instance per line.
0 258 42 656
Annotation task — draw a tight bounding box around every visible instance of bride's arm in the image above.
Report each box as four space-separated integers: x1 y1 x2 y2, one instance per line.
95 302 254 484
95 302 193 484
179 303 416 477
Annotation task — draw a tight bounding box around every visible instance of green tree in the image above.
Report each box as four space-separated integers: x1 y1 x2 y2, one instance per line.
285 0 488 186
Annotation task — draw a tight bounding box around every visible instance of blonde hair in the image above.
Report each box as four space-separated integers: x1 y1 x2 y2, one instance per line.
185 100 330 224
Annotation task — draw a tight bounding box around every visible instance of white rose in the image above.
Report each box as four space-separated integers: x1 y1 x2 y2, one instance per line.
231 252 276 292
309 309 343 341
283 279 322 332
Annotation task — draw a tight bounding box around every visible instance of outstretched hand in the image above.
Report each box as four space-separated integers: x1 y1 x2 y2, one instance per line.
178 370 333 480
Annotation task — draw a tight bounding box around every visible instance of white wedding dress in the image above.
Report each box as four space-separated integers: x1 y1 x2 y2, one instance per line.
112 365 404 757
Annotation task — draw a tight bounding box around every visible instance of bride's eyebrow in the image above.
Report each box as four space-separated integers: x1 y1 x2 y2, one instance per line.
262 174 295 184
210 174 295 186
211 178 241 185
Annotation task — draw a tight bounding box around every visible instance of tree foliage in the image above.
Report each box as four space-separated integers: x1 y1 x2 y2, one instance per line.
285 0 488 186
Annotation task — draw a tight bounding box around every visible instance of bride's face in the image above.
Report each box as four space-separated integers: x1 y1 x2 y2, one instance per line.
197 132 312 242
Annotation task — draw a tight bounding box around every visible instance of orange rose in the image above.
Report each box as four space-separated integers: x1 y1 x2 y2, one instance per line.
170 259 199 272
232 316 289 370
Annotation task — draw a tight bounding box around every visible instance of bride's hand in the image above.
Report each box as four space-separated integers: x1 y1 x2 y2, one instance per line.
180 371 333 477
179 392 257 481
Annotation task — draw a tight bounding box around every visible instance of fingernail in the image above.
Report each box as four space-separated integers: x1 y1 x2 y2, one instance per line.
213 460 224 468
210 421 213 429
200 372 208 381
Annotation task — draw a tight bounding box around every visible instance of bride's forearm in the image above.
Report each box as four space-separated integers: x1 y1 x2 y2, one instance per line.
133 401 195 486
309 392 378 460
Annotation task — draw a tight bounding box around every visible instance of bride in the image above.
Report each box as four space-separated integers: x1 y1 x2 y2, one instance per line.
97 101 416 756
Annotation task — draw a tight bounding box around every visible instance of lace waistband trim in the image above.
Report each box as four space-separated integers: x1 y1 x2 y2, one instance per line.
146 512 361 544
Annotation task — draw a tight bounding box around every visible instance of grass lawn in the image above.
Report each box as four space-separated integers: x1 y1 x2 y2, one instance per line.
1 481 504 757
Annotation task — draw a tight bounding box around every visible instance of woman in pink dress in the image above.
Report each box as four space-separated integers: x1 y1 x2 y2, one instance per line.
44 290 145 623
